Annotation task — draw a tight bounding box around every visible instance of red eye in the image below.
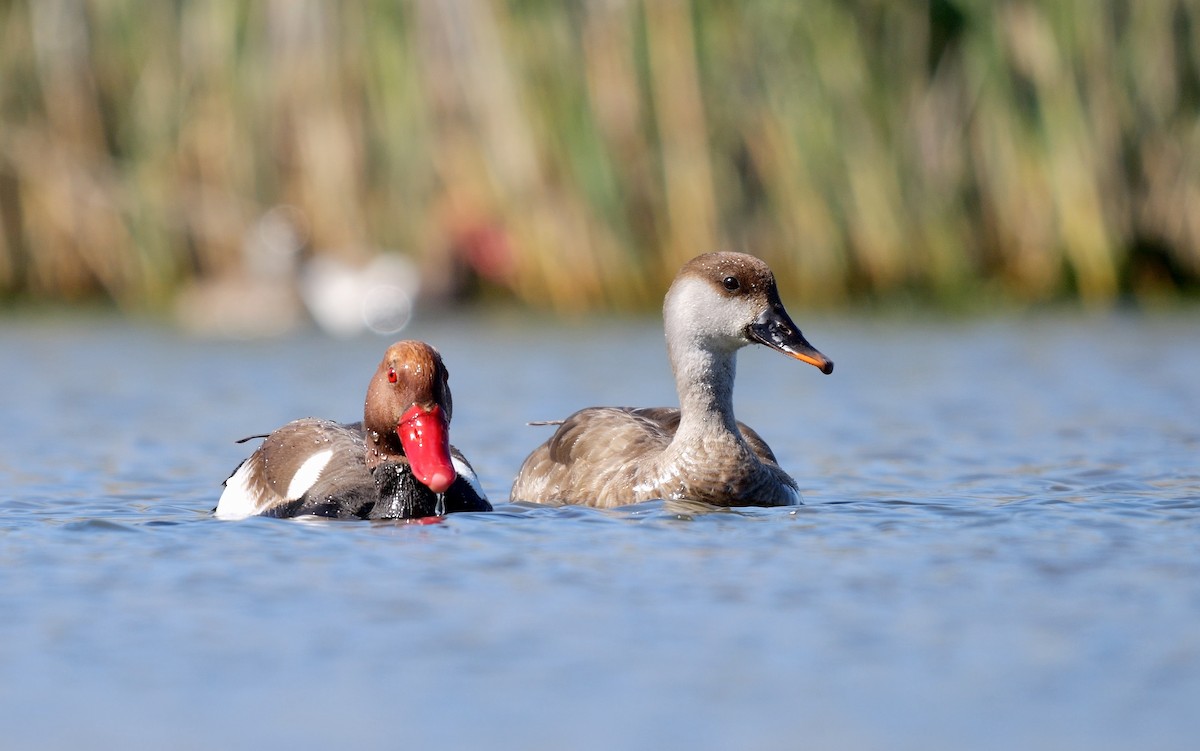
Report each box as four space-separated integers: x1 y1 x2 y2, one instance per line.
387 367 398 384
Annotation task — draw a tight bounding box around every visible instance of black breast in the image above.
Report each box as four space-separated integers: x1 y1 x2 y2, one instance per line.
369 462 492 518
262 458 491 520
368 462 440 519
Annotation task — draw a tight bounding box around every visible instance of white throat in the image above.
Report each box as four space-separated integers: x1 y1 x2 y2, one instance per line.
662 278 753 437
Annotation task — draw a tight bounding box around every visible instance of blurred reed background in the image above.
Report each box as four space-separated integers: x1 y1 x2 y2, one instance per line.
1 0 1198 318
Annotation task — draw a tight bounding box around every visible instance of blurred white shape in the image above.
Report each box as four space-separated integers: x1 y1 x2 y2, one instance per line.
248 205 307 280
361 284 413 335
175 205 308 339
300 254 420 338
176 203 421 339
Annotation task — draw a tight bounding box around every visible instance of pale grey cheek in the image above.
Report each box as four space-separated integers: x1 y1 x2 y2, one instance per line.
710 291 761 339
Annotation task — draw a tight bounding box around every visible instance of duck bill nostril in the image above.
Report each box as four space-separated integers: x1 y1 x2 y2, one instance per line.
748 308 834 375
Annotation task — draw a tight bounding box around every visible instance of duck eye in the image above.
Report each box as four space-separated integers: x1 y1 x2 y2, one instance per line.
387 367 398 384
722 276 740 291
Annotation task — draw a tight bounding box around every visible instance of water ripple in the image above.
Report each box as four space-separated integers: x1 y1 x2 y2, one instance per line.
2 315 1200 750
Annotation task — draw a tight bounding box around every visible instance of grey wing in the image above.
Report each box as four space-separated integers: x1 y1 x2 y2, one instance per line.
627 407 681 432
734 421 781 465
510 407 676 505
630 407 778 463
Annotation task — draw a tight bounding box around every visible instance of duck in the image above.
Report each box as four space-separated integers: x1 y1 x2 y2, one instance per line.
215 340 491 520
509 251 833 508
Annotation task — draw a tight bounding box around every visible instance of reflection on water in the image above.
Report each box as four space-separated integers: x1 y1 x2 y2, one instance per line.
1 312 1198 750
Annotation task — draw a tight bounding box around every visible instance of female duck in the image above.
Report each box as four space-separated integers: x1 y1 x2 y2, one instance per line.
216 340 490 520
510 252 833 508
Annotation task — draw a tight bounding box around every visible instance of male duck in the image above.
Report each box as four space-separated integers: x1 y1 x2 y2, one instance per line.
216 340 490 520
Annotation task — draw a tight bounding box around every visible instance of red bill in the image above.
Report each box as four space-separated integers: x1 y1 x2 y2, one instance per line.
397 404 457 494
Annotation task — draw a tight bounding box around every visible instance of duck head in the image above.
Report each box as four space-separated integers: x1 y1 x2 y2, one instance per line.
364 340 457 493
663 252 834 374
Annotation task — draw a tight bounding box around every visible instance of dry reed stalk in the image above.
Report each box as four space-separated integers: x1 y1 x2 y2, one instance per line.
746 111 846 305
1 0 1198 311
582 0 661 301
645 0 718 278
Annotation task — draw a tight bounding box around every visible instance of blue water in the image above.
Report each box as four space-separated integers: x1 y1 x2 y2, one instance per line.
2 311 1198 750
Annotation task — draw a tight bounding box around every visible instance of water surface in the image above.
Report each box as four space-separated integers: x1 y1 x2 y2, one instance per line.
1 311 1198 750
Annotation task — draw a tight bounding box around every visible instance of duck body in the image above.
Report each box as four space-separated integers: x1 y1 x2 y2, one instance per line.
218 419 489 520
216 341 491 521
515 406 799 508
510 252 833 509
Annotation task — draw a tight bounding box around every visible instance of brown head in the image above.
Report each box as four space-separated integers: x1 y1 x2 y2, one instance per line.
364 340 457 493
664 252 834 374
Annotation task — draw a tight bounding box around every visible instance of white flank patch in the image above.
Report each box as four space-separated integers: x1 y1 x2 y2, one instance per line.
452 456 487 501
286 449 333 501
215 461 264 520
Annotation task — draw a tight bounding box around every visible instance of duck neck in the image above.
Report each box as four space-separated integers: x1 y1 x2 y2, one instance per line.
364 425 404 471
668 336 742 440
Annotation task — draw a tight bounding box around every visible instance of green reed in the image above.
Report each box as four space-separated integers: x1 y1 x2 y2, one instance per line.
1 0 1197 313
